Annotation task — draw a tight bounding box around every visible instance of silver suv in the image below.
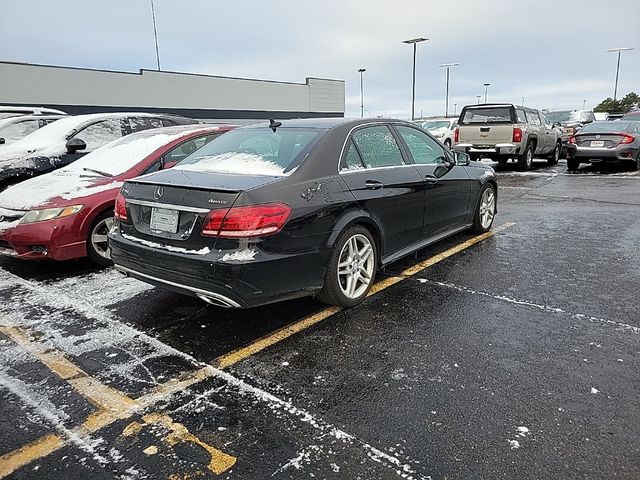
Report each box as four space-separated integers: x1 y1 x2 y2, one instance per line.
454 104 562 170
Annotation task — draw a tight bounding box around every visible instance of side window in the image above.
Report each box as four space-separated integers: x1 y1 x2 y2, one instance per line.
396 126 446 165
39 118 59 127
72 119 123 150
340 140 365 171
351 126 404 168
528 112 541 125
0 120 39 142
165 135 220 164
161 119 177 127
129 117 163 133
516 109 527 123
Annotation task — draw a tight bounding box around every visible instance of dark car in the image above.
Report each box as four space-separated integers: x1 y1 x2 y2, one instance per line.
546 110 596 157
566 121 640 171
621 110 640 122
0 112 198 190
109 118 498 309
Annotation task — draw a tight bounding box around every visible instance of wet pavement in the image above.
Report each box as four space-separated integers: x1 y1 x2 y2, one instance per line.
0 159 639 479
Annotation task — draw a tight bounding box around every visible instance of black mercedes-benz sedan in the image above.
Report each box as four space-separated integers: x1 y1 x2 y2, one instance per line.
109 118 497 308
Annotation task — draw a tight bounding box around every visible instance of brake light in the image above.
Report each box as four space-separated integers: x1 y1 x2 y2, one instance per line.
201 203 292 238
454 128 459 143
620 134 634 145
512 127 523 143
114 191 128 221
568 135 576 145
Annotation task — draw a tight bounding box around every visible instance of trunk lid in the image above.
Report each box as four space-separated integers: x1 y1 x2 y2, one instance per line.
574 133 626 148
457 105 516 146
458 124 514 145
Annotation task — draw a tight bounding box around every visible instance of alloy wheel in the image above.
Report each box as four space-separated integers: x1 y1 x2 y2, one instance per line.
91 216 114 260
337 234 375 299
526 148 533 168
479 188 495 229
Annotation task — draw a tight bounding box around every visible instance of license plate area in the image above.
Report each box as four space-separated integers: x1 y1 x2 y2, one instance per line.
590 140 604 147
150 207 179 233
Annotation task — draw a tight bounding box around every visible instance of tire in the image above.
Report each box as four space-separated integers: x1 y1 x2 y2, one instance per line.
317 225 377 308
470 183 496 233
631 153 640 171
547 142 560 166
517 143 534 171
444 139 452 149
87 210 114 267
567 158 580 172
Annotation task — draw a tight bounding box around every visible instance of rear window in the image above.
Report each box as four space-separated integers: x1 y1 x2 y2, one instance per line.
460 107 513 125
580 122 635 133
175 127 323 176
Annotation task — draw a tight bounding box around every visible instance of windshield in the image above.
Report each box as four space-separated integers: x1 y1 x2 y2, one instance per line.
547 111 576 123
421 120 450 130
9 115 92 149
460 107 513 124
175 127 324 176
580 122 635 134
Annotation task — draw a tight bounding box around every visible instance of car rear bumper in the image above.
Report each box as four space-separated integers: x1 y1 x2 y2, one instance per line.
109 231 329 308
454 143 520 157
566 145 638 162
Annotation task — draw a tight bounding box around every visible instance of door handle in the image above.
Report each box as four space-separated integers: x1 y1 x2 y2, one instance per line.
424 175 439 184
365 180 384 190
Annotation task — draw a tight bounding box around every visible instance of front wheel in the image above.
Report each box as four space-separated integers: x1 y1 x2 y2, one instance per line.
87 211 114 267
317 226 377 307
470 184 496 233
547 142 560 166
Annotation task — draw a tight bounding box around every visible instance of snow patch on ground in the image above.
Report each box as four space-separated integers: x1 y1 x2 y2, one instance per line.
507 439 520 449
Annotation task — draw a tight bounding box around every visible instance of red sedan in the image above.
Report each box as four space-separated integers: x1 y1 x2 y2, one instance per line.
0 124 235 265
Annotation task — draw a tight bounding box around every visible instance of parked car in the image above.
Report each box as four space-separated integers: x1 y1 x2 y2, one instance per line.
419 117 458 148
546 109 596 156
454 104 562 170
566 121 640 171
0 115 66 146
621 110 640 121
109 118 498 309
0 112 198 191
0 124 235 265
0 106 67 120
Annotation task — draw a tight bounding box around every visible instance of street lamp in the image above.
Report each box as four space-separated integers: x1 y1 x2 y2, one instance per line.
150 0 161 71
437 63 459 117
521 96 525 106
483 83 490 103
606 47 634 112
358 68 366 118
476 95 481 104
453 103 457 116
402 37 428 121
583 99 587 109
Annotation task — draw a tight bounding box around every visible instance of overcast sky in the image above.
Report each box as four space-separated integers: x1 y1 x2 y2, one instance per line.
2 0 638 118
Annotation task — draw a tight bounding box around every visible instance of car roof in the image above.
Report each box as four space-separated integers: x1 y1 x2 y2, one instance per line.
241 117 407 130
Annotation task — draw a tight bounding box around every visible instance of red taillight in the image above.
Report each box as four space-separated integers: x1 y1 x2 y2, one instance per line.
568 135 576 145
512 127 523 143
202 203 292 238
115 192 128 221
620 134 634 145
454 128 459 143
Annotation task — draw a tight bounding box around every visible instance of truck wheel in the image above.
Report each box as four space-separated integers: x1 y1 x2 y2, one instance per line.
567 158 580 172
517 143 534 171
547 142 560 166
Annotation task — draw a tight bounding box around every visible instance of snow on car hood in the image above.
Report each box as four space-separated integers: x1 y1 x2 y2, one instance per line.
0 170 122 211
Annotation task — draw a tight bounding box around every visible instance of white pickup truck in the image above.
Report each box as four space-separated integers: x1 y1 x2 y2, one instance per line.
454 104 562 170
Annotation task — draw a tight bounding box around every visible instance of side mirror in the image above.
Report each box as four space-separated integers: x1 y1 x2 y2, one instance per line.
65 138 87 154
454 152 471 166
0 138 5 145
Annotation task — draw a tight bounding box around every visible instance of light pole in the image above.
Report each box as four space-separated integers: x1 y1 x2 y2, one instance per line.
483 83 490 103
402 37 428 121
437 63 459 117
358 68 366 118
453 103 457 116
476 95 481 104
521 96 525 106
150 0 161 70
606 47 634 112
583 99 587 109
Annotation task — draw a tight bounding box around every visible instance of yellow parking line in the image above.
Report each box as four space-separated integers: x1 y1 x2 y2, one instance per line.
214 222 514 369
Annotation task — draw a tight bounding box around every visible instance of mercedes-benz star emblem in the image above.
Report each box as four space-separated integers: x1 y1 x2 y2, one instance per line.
153 187 164 200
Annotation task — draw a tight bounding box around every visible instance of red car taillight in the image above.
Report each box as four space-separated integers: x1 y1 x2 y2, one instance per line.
202 203 292 238
512 127 523 143
620 134 634 145
114 192 128 221
568 135 576 145
454 127 459 143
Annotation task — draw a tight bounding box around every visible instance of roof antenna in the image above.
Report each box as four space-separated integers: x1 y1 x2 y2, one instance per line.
269 118 282 132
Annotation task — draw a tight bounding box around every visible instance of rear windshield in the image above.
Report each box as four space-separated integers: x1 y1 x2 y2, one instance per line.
460 107 513 125
580 121 635 133
422 120 450 130
175 127 324 176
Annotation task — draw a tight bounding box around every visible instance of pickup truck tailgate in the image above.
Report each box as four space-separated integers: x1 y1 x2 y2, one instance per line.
459 125 513 145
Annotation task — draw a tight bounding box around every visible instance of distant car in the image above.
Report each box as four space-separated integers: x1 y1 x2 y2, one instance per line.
621 110 640 122
109 118 498 309
0 106 67 120
594 112 609 122
566 121 640 171
419 117 458 148
546 110 596 156
0 124 235 265
0 115 65 146
0 112 198 190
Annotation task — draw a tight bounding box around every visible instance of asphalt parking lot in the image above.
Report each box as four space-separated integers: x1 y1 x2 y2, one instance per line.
1 159 639 480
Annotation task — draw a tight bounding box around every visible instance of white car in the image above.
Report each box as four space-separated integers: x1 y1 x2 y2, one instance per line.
0 106 67 120
420 117 458 148
0 115 66 146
